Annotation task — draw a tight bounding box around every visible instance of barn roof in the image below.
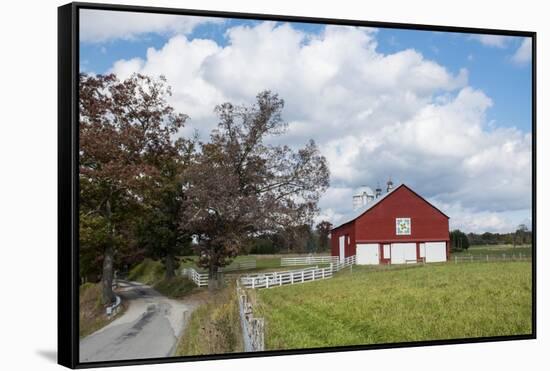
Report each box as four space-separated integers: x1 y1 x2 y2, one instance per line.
331 183 449 230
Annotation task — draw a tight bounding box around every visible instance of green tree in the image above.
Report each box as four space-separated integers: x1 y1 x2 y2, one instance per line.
450 229 470 251
181 91 329 288
513 224 530 247
315 220 333 252
136 156 194 278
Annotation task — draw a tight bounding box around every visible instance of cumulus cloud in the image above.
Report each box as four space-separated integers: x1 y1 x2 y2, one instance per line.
512 38 533 65
471 34 513 48
435 201 531 233
80 9 222 43
107 21 532 232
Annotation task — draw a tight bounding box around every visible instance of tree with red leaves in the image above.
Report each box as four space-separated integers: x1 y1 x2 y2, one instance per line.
79 73 189 304
181 91 329 288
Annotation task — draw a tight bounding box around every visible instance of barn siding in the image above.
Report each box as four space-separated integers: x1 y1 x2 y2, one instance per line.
331 185 449 260
354 186 449 242
330 221 356 258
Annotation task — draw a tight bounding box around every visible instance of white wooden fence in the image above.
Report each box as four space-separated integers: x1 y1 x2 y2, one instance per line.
330 255 356 272
240 266 333 289
237 285 265 351
452 253 532 264
281 255 339 266
183 255 357 288
181 267 209 287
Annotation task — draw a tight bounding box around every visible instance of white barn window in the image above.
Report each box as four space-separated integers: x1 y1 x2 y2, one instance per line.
396 218 411 235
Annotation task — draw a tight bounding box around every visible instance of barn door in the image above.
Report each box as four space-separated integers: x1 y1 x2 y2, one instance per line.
380 244 391 264
339 236 345 262
419 243 426 262
357 244 379 265
425 242 446 262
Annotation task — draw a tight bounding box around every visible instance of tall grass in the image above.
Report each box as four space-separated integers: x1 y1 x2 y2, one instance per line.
175 284 243 356
256 261 532 350
79 282 126 338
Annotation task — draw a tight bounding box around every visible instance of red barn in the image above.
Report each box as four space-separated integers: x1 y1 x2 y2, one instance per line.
330 183 450 265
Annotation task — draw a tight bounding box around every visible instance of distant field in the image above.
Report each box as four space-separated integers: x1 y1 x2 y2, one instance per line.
453 245 532 257
179 254 328 273
255 261 532 350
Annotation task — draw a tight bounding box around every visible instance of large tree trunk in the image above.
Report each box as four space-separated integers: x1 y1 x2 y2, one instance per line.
165 253 176 279
101 244 115 305
208 262 221 291
101 200 115 305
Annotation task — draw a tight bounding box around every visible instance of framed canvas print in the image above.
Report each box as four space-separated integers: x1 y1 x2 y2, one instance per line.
58 2 536 369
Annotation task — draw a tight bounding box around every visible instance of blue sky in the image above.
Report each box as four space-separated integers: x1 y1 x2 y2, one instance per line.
80 17 532 133
79 9 533 233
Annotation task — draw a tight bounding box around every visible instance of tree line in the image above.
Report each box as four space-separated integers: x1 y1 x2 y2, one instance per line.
450 224 532 251
79 73 329 303
246 220 333 254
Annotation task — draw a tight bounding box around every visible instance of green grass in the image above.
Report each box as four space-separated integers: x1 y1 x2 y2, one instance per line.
178 254 326 274
153 276 196 299
79 282 126 338
128 258 165 284
128 258 196 299
175 284 243 356
255 261 532 350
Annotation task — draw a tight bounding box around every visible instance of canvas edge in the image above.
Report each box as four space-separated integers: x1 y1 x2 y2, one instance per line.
57 2 537 369
58 3 79 369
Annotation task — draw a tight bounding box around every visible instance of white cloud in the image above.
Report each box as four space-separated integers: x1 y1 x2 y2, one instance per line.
512 38 532 64
110 57 144 78
80 9 222 43
107 22 532 233
110 35 226 132
471 34 513 48
438 201 531 233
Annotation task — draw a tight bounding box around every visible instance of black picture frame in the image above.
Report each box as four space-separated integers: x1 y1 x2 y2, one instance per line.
58 2 537 369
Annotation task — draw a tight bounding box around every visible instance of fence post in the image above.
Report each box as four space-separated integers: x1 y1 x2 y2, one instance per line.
471 255 473 263
301 271 304 283
252 278 255 289
519 252 522 260
486 254 489 262
280 274 282 286
503 253 506 261
454 256 457 264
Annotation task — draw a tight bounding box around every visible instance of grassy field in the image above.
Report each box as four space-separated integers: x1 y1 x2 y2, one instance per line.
179 254 328 274
255 261 532 350
453 244 532 257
